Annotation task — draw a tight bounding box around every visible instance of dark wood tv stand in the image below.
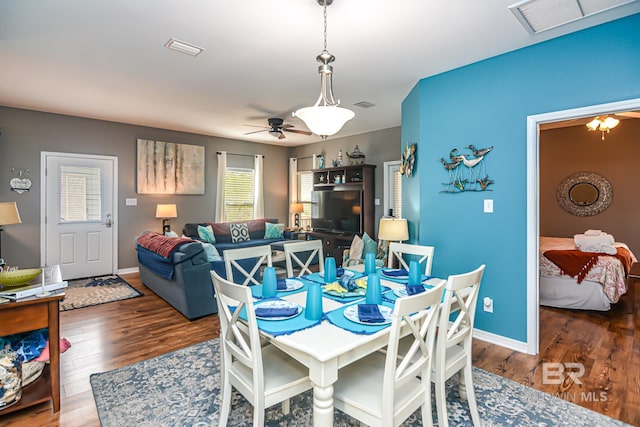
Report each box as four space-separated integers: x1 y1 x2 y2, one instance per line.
311 164 376 265
307 231 356 266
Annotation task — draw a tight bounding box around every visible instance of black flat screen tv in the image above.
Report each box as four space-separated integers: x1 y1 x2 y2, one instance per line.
311 189 362 234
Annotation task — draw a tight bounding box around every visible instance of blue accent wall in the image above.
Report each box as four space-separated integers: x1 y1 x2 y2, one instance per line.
402 14 640 343
401 85 422 243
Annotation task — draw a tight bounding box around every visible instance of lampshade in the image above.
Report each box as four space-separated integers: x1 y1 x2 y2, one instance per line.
378 218 408 242
155 204 177 219
295 105 355 138
0 202 22 226
290 203 304 214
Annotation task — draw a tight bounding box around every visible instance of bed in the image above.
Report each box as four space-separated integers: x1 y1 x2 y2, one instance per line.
539 236 636 311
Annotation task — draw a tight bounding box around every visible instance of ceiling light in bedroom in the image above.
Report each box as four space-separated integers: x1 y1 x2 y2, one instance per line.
293 0 355 141
586 115 619 140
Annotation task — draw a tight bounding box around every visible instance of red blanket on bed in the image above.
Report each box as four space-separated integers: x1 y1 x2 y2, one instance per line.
136 231 194 258
543 247 632 284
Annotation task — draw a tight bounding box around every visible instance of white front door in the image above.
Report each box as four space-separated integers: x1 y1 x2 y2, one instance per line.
42 152 118 280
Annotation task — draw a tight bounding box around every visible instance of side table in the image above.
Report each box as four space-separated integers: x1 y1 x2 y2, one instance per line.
626 262 639 314
0 293 64 415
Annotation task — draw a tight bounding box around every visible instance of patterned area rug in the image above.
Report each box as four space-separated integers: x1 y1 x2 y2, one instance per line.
60 275 142 311
90 339 630 427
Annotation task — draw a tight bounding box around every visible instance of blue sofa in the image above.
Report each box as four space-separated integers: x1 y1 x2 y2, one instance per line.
136 219 292 320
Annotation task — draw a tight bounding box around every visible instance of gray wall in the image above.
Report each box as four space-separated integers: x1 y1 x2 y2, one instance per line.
0 106 290 270
290 127 402 238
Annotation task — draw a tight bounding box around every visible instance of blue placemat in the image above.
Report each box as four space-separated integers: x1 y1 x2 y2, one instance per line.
302 269 364 285
250 278 310 299
325 300 396 335
233 298 323 336
321 284 392 304
381 284 443 304
379 272 432 285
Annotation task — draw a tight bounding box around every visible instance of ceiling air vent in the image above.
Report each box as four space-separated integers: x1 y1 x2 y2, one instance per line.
164 38 205 57
509 0 635 34
353 101 376 109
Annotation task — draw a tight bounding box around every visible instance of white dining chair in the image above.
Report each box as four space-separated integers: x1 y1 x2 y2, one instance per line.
223 245 272 286
332 281 446 427
432 264 485 427
211 271 312 427
283 240 324 278
388 242 435 276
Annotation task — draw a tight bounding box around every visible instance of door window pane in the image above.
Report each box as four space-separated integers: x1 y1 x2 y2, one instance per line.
60 166 102 222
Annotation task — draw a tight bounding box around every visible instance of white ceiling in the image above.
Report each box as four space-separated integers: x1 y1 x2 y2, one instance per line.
1 1 639 146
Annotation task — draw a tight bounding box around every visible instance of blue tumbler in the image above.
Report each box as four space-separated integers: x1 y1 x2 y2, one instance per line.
365 273 382 305
364 252 376 275
324 257 337 283
305 282 323 320
408 260 421 286
262 266 277 297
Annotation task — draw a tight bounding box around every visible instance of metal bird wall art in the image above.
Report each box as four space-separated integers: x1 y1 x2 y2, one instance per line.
439 145 494 193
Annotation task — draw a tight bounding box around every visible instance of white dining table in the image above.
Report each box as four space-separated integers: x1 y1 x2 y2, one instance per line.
256 267 446 427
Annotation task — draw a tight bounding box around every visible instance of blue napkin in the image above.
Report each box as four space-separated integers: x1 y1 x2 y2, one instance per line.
336 267 345 278
276 278 287 290
405 285 425 295
255 306 298 318
357 304 385 323
381 268 408 277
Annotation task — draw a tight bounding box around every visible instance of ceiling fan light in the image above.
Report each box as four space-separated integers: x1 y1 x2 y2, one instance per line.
268 130 281 137
585 117 601 131
294 105 355 137
602 116 619 129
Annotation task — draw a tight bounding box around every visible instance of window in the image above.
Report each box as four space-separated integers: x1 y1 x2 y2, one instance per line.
60 166 102 222
297 171 313 228
224 167 255 221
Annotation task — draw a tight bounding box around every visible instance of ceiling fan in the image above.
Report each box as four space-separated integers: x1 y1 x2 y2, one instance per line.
243 117 312 140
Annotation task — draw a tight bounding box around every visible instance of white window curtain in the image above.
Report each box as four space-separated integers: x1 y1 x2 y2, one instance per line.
253 154 264 218
215 151 227 222
289 158 298 227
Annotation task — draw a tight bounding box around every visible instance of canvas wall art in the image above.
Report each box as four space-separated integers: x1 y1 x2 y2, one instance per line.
137 139 205 194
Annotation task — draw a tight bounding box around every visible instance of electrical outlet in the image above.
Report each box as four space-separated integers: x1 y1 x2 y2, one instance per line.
483 296 493 313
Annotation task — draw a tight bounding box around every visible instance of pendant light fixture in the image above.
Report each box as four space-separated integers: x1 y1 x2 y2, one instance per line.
294 0 354 141
586 115 619 141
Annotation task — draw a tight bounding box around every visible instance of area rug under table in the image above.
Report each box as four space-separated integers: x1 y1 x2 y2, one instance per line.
60 275 142 311
90 338 630 427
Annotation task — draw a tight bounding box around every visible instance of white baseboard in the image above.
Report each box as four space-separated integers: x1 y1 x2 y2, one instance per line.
473 328 531 354
118 267 139 275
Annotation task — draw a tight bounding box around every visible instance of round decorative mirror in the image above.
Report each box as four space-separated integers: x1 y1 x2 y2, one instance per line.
557 172 613 216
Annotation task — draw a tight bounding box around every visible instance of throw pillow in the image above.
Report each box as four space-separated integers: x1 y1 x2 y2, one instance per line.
230 223 250 243
349 234 364 260
199 242 221 262
197 225 216 243
264 222 285 239
362 232 377 255
164 230 179 238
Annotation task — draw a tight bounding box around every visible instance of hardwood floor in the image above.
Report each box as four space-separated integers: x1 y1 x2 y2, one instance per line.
1 273 638 426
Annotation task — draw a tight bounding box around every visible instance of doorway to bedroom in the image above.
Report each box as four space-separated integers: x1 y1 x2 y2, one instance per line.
526 98 640 354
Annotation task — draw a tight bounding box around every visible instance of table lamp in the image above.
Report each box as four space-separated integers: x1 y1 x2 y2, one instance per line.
290 203 304 229
155 204 177 234
0 202 22 265
378 217 408 243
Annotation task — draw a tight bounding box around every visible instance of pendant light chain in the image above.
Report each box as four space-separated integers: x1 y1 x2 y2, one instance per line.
323 3 328 52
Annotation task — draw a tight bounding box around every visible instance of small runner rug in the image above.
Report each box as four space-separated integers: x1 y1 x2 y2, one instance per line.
90 338 630 427
60 275 142 311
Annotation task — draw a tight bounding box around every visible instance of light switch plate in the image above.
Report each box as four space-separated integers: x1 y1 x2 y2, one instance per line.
484 199 493 213
126 198 137 206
